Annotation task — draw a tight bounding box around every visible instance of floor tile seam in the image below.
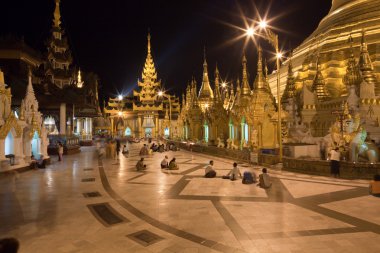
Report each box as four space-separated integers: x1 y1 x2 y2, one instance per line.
294 188 369 204
211 199 252 249
292 200 380 234
275 176 368 188
98 158 246 253
256 226 365 239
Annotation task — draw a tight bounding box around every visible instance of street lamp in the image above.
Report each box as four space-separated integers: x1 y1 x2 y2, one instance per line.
245 19 284 162
157 91 172 139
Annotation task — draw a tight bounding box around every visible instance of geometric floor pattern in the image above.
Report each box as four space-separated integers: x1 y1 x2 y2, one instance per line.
1 143 380 253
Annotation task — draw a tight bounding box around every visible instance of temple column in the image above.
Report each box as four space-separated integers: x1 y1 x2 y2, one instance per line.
110 117 114 137
60 103 66 135
137 116 142 138
155 116 159 138
77 118 81 134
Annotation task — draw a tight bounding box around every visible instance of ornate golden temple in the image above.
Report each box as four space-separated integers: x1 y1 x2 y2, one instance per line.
104 34 180 138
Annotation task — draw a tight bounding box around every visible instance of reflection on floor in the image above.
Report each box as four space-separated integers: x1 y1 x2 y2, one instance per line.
1 143 379 253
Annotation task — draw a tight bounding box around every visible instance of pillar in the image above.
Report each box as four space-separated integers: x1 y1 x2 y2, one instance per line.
155 116 159 138
60 103 66 135
77 118 81 134
137 116 142 138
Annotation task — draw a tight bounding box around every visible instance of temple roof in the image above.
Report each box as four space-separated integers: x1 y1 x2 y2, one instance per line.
141 33 158 85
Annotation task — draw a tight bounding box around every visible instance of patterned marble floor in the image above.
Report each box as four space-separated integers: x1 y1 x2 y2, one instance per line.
1 143 380 253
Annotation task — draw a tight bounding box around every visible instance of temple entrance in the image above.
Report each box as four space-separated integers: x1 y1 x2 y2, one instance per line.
145 128 152 137
5 131 14 155
125 127 131 136
31 131 40 159
164 127 169 137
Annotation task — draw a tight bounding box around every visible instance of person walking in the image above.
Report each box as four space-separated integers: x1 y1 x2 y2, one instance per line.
116 139 121 158
58 142 64 162
329 147 341 177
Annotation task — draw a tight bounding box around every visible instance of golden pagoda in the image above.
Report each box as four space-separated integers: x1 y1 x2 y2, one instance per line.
105 33 180 138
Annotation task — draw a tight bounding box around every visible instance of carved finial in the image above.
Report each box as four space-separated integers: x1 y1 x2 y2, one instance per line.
54 0 61 27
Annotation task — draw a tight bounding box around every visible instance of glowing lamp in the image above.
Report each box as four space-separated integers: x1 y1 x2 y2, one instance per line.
259 20 267 29
118 95 123 101
246 27 255 37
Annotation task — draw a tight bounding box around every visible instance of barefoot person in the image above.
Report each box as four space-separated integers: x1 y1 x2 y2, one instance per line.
329 147 340 177
168 158 179 170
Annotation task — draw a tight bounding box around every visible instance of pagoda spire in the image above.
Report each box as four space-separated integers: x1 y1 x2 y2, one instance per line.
241 53 251 95
253 46 266 90
53 0 61 28
344 34 361 91
214 63 221 101
312 57 328 101
141 32 158 83
282 52 296 102
359 30 379 95
198 47 214 99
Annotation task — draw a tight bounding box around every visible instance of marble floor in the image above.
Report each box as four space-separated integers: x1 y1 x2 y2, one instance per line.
1 143 380 253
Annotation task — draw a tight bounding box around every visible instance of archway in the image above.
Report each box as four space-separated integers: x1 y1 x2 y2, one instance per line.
5 131 14 155
31 131 40 159
125 127 132 137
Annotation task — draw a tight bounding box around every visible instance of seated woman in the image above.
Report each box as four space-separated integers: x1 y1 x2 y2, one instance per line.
370 174 380 197
136 158 147 171
158 144 165 153
258 168 272 188
139 144 149 156
168 158 179 170
223 162 241 181
161 156 169 169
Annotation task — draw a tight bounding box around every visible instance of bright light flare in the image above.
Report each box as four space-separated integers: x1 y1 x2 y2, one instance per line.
276 52 283 59
259 20 267 29
158 91 164 96
222 82 227 88
118 111 122 116
118 95 123 101
246 27 255 37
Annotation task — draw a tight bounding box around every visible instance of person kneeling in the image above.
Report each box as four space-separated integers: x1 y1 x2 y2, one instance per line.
168 158 179 170
204 160 216 178
136 158 147 171
161 156 169 169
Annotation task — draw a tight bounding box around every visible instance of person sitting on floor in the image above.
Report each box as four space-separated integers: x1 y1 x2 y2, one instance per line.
36 155 46 169
204 160 216 178
223 162 241 181
370 174 380 197
158 144 165 153
161 155 169 169
139 144 149 156
122 143 129 155
136 158 147 171
168 158 179 170
258 168 272 188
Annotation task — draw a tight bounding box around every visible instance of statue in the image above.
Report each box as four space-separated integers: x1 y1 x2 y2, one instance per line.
227 138 239 150
216 137 225 148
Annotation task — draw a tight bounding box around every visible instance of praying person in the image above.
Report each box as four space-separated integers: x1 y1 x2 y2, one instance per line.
168 158 179 170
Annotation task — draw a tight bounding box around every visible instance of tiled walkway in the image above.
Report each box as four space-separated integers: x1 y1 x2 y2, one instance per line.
1 143 380 253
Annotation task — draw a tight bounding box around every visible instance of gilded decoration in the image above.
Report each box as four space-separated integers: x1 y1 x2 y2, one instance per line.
0 114 22 139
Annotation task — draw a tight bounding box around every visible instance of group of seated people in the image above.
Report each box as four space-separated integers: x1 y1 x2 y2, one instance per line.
150 143 166 153
160 156 179 170
203 160 272 188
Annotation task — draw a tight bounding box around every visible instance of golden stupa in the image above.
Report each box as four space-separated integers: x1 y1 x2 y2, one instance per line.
268 0 380 99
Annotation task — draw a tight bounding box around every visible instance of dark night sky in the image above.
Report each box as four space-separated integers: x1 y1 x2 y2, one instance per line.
1 0 331 100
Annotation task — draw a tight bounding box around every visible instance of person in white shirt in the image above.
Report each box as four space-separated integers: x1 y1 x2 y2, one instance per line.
223 162 242 181
258 168 272 188
329 147 340 177
161 155 169 169
205 160 216 178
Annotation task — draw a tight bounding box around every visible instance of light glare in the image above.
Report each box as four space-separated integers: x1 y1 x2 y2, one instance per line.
276 52 283 59
118 95 123 101
259 20 267 29
246 27 255 37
